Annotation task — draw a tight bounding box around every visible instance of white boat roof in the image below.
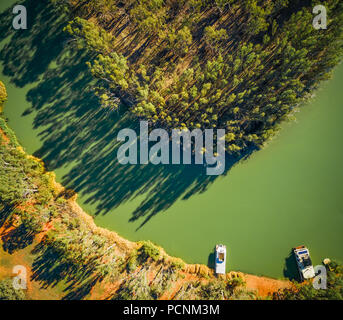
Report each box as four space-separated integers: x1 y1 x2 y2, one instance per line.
303 266 316 279
215 244 226 274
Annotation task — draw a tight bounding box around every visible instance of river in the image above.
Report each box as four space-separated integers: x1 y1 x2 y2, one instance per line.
1 0 343 278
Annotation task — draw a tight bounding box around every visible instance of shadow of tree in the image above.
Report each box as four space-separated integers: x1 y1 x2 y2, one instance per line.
0 0 256 231
0 204 13 228
0 0 67 88
30 241 104 299
0 205 35 254
1 224 35 254
62 275 102 300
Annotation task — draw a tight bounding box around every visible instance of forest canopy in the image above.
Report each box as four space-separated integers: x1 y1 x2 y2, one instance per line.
57 0 343 156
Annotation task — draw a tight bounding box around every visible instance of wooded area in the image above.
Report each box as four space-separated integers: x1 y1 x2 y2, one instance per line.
56 0 343 155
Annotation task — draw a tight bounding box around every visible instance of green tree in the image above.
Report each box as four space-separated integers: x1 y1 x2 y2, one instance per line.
204 26 228 52
0 81 7 107
168 26 193 55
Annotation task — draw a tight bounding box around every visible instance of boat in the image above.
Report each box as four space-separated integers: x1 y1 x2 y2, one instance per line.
215 244 227 274
293 245 316 281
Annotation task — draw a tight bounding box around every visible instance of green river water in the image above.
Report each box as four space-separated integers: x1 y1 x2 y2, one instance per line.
1 0 343 278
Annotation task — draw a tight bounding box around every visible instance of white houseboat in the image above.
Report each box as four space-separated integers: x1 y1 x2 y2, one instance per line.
215 244 227 275
293 245 316 281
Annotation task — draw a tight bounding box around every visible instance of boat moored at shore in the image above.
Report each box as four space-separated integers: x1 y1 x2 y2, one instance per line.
215 244 227 275
293 245 316 281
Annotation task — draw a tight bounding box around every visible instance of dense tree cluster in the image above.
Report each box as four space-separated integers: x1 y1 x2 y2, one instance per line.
60 0 343 155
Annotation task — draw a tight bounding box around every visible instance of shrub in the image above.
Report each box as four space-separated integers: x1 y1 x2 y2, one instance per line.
138 241 160 262
0 81 7 107
274 260 343 300
126 250 138 272
170 258 185 270
0 279 26 300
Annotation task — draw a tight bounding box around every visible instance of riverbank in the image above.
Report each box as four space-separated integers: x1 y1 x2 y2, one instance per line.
0 228 291 299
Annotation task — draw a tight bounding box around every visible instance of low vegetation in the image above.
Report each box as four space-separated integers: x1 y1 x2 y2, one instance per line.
274 260 343 300
0 81 6 107
173 276 250 300
0 279 26 300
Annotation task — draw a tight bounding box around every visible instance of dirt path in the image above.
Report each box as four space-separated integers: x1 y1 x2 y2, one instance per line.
244 274 291 298
0 128 10 145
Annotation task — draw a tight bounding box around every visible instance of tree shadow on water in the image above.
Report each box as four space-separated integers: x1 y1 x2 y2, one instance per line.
0 0 257 230
0 0 68 87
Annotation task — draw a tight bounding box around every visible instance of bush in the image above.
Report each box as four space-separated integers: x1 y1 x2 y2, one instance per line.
126 250 138 272
0 81 7 107
170 258 185 270
274 260 343 300
0 279 26 300
138 241 160 262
